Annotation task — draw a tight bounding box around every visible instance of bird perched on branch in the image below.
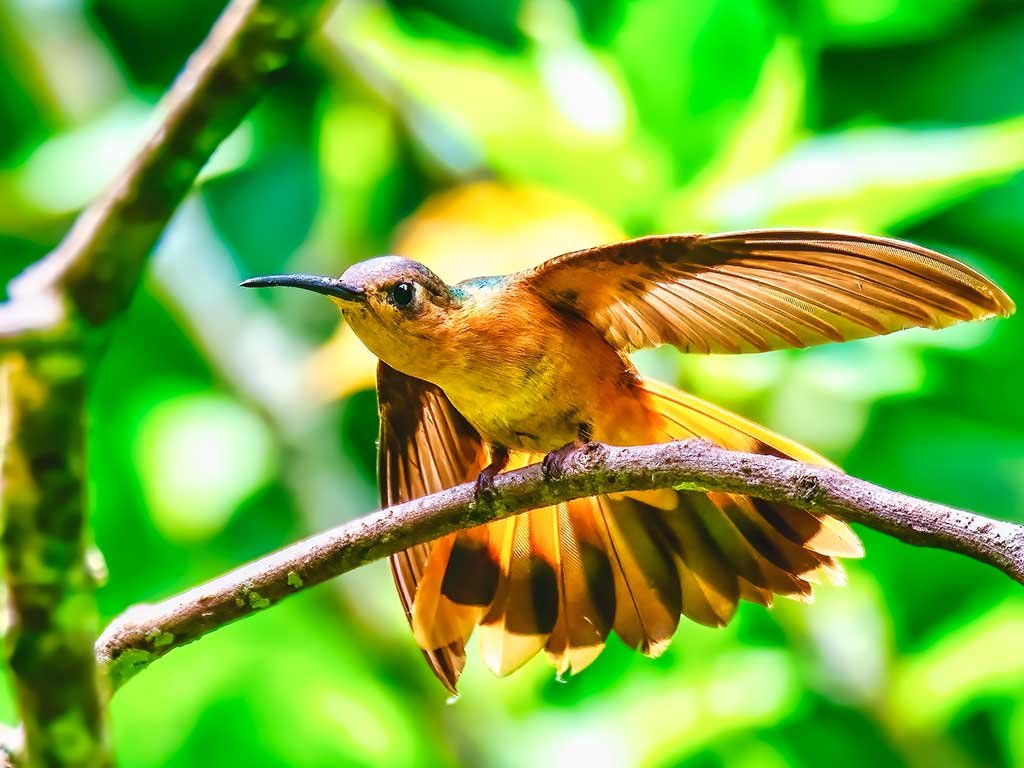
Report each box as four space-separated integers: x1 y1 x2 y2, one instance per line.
243 230 1013 693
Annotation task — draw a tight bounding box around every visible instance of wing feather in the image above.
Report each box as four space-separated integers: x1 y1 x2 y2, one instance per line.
519 229 1013 354
377 362 488 694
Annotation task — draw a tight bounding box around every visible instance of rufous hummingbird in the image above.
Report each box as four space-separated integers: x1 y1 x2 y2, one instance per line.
243 229 1013 693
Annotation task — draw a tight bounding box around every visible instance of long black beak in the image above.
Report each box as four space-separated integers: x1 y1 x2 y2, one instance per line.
240 274 364 302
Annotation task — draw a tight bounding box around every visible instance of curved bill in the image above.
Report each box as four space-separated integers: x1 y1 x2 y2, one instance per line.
240 274 364 302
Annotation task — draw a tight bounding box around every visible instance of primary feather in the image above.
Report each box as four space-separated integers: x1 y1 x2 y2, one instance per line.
377 362 486 694
518 229 1013 354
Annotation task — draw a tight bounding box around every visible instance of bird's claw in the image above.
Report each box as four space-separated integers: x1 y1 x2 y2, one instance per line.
474 444 510 503
542 442 580 481
474 466 500 502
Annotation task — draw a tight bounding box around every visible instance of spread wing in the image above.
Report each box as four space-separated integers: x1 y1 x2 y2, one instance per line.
518 229 1015 354
377 362 488 694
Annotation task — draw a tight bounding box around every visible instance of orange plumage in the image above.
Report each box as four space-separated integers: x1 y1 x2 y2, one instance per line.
243 229 1014 693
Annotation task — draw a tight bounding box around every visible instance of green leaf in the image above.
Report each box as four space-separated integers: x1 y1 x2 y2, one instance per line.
662 115 1024 231
325 2 672 220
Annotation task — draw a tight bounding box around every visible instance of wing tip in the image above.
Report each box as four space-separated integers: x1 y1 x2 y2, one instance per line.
706 227 1016 320
991 288 1016 318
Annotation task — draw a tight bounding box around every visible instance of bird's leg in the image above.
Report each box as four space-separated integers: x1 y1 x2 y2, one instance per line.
475 443 511 500
542 422 594 481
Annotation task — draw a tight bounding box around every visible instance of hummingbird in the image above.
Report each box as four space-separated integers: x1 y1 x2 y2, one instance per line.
243 229 1013 693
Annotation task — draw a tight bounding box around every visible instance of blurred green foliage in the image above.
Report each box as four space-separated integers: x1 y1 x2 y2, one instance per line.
2 0 1023 765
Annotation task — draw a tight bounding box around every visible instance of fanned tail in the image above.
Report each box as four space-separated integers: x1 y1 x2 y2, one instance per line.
409 378 863 682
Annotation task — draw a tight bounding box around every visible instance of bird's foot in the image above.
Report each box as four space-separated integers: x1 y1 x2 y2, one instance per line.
474 445 510 503
474 465 501 500
542 441 583 481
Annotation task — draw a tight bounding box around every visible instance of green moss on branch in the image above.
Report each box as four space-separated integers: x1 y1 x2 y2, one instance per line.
1 353 109 768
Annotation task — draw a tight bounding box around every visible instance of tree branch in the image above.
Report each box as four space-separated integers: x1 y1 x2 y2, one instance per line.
0 1 337 764
96 439 1024 690
1 355 102 766
0 0 331 343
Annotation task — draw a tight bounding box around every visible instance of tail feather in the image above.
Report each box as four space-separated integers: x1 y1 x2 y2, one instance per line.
409 377 862 683
595 495 681 656
773 504 864 558
477 515 548 676
411 533 488 651
723 496 829 578
654 494 738 627
645 378 856 585
440 530 501 606
390 545 466 692
739 579 776 607
698 493 813 596
544 499 614 671
644 380 838 466
545 499 615 676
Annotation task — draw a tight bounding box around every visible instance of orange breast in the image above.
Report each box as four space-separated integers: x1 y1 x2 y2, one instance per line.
434 290 646 451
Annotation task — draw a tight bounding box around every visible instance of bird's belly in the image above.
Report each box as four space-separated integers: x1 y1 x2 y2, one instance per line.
433 296 644 452
472 407 580 453
446 377 584 452
440 343 638 453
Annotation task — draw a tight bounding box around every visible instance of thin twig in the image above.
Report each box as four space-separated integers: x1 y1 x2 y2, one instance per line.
96 439 1024 690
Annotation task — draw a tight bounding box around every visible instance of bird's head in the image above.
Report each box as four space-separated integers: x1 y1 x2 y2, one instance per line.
242 256 458 380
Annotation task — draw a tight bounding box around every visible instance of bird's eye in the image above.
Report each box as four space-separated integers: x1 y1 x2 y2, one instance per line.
388 281 416 308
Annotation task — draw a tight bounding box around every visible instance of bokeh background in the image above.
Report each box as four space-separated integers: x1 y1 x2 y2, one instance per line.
3 0 1024 765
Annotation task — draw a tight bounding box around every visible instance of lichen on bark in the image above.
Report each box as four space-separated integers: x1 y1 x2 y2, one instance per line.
1 351 110 768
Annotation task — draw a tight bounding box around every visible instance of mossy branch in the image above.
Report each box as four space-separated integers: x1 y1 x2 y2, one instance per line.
0 0 337 764
1 354 105 767
96 439 1024 690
